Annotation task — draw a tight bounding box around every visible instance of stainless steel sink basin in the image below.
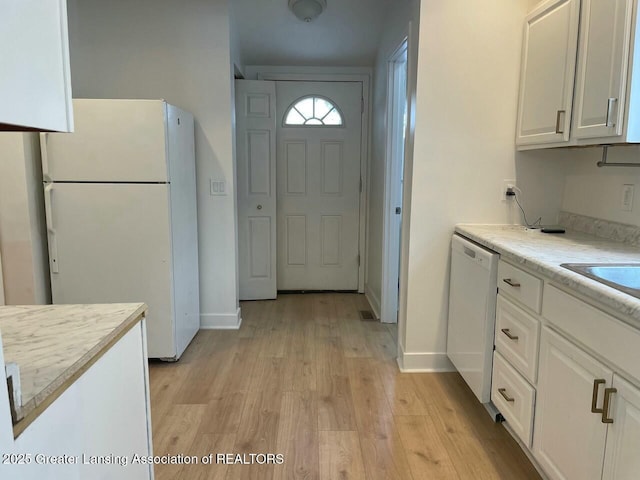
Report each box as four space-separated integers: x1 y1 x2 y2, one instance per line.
561 263 640 299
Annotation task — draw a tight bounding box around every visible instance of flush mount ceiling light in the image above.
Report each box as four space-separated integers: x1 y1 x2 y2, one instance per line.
288 0 327 22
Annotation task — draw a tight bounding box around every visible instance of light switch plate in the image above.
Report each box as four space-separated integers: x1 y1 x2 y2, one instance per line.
210 179 227 196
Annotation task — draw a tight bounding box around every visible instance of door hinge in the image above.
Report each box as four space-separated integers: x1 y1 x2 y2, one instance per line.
359 177 363 193
357 254 361 267
361 97 365 114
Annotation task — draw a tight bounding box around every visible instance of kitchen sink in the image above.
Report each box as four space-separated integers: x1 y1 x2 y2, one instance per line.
561 263 640 299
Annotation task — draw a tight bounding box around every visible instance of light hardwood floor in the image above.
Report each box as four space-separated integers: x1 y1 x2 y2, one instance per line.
149 293 542 480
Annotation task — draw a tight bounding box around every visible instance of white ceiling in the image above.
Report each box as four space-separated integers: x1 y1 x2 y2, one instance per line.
230 0 396 67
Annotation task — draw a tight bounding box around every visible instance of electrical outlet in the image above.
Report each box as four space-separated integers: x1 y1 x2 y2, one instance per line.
501 179 516 202
622 184 634 211
210 179 227 196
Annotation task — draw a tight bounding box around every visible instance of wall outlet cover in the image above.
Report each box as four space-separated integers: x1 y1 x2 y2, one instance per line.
501 179 516 202
622 184 634 212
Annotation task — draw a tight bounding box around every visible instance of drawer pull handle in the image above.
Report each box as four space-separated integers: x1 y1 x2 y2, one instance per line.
501 328 519 341
498 388 515 403
591 379 606 413
602 388 617 424
503 278 521 288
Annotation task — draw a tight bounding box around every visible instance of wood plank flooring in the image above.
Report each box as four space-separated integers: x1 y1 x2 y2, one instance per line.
149 293 541 480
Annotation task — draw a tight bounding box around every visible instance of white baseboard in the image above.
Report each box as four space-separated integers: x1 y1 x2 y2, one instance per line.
200 308 242 330
364 284 381 320
397 344 456 372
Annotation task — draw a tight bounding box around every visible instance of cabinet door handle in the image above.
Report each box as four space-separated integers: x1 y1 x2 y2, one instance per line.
502 278 521 288
555 110 565 134
591 379 606 413
501 328 519 341
601 387 617 423
605 98 617 128
498 388 515 403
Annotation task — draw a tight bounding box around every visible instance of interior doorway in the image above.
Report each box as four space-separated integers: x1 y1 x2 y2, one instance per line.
235 78 366 300
381 39 408 324
275 81 363 291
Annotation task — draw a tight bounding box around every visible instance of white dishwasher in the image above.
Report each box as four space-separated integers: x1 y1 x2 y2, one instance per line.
447 234 499 404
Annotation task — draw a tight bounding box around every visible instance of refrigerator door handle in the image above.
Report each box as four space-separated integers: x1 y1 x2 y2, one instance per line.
44 184 54 232
44 184 59 273
40 133 52 182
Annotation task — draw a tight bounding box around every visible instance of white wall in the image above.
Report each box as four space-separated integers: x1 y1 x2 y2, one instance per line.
66 0 240 326
366 0 420 321
399 0 534 370
0 133 50 305
561 146 640 225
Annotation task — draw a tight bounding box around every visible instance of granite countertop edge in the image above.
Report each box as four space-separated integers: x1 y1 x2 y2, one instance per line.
455 224 640 329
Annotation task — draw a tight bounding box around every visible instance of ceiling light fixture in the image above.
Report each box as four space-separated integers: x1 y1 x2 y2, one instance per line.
288 0 327 23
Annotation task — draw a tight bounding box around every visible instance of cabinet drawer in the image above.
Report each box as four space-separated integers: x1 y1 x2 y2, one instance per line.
495 295 541 384
492 351 536 448
498 261 542 313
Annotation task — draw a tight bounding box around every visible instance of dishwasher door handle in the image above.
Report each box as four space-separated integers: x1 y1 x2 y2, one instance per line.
463 247 476 259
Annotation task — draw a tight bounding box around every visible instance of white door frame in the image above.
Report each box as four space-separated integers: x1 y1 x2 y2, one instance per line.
256 68 371 294
0 246 5 305
381 39 409 324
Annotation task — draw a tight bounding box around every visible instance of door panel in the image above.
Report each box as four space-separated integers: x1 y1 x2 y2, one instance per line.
573 0 633 139
248 217 271 278
276 81 362 290
534 327 611 480
235 80 277 300
285 141 307 194
286 215 307 266
602 374 640 479
516 0 580 145
321 142 343 194
46 183 175 358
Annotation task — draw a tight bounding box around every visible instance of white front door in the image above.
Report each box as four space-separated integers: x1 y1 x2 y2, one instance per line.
235 80 277 300
276 81 363 291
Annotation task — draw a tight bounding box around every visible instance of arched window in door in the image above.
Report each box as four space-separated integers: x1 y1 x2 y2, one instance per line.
283 95 344 126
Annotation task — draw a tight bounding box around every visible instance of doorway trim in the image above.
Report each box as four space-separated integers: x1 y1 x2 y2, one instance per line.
251 66 371 294
0 246 5 305
381 38 409 324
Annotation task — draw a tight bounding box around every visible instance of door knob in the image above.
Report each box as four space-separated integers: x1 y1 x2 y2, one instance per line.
257 205 263 210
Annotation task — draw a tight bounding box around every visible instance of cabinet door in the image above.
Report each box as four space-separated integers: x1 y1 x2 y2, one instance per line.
602 374 640 479
573 0 633 139
0 0 73 132
533 327 612 480
516 0 580 146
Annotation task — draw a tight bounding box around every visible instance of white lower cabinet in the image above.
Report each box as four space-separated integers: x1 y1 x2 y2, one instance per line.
602 374 640 479
1 321 153 480
534 325 640 480
534 327 611 480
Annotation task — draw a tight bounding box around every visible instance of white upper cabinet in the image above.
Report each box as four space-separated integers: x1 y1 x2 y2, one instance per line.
573 0 633 140
517 0 640 149
516 0 580 147
0 0 74 132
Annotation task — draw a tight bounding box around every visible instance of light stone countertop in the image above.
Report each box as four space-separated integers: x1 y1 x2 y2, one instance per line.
0 303 146 435
455 224 640 328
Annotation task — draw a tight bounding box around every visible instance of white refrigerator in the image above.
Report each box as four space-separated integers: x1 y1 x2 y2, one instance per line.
41 99 200 360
